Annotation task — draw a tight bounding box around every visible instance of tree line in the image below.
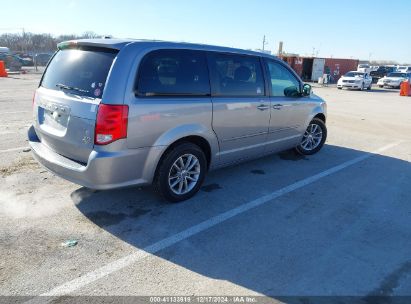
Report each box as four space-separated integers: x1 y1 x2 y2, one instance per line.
0 31 100 54
1 32 408 65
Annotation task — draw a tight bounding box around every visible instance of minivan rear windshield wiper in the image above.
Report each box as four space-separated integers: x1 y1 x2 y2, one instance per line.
56 83 90 93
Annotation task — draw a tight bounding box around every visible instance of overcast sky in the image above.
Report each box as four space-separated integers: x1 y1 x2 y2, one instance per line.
2 0 410 62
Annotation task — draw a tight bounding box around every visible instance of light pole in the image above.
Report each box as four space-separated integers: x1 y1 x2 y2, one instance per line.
262 35 268 51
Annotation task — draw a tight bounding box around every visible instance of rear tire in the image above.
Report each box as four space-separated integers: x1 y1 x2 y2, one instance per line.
295 118 327 155
153 142 207 202
367 83 372 90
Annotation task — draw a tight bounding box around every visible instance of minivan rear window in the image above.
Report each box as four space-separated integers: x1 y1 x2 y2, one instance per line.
41 48 118 98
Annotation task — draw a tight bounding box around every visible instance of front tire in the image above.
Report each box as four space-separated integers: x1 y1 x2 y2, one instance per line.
295 118 327 155
153 142 207 202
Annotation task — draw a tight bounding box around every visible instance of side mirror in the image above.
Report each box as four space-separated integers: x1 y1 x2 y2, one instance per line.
302 83 312 96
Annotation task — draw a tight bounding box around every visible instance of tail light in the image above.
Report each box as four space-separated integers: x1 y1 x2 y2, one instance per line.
95 104 129 145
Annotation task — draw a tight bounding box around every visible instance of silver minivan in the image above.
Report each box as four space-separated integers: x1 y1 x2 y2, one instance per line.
29 39 327 202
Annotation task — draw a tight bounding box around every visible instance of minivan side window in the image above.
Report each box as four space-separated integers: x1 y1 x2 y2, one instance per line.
136 49 210 96
265 60 301 97
208 53 265 97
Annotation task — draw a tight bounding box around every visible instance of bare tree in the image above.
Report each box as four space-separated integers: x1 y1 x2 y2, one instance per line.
0 31 102 54
82 31 99 39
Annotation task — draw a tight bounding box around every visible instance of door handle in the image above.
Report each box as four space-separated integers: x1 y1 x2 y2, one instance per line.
257 104 269 111
273 104 283 110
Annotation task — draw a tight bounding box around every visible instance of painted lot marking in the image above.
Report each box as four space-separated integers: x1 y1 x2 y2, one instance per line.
0 111 30 114
29 141 402 300
0 123 31 128
0 146 29 153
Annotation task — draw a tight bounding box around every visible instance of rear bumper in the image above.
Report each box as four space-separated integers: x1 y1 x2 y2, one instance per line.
28 125 155 190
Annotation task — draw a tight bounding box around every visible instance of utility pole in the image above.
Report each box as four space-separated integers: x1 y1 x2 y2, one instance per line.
262 35 268 51
22 28 25 52
278 41 283 56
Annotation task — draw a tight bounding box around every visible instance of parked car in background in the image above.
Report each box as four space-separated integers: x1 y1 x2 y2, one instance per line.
28 39 327 202
370 66 379 72
370 66 396 83
24 58 34 66
20 56 34 66
337 71 372 90
377 72 411 88
397 66 411 73
14 53 34 66
35 53 53 66
0 53 23 71
357 64 371 73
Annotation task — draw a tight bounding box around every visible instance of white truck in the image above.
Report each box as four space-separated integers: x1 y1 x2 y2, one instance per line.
357 64 371 73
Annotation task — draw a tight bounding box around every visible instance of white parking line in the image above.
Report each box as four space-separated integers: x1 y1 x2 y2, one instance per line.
0 146 29 153
0 111 30 114
30 141 402 299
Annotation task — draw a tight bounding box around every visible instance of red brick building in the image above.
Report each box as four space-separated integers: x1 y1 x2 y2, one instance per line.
280 55 359 83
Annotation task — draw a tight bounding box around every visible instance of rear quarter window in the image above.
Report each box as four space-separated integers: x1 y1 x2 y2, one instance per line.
41 48 118 98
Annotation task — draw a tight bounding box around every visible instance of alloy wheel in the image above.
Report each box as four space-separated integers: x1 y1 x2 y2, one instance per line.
301 123 323 151
168 154 201 195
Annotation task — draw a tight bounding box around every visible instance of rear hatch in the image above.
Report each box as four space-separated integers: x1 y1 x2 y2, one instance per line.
33 45 118 164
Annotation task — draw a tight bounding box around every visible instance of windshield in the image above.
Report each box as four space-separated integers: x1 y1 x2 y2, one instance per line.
387 73 407 77
344 72 364 77
358 65 369 68
41 48 118 98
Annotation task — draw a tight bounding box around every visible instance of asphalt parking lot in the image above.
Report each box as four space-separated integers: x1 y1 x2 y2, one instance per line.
1 73 411 302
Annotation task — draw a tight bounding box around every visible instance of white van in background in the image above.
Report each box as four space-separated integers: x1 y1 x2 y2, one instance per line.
0 47 11 54
357 64 371 73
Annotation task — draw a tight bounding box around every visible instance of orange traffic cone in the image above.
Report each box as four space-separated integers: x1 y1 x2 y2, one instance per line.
400 80 410 96
0 61 7 77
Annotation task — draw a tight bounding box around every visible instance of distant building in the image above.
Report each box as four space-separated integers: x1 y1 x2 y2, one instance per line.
280 55 359 83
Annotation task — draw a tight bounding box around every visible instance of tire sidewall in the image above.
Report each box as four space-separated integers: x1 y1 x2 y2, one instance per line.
296 118 327 155
156 143 207 202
